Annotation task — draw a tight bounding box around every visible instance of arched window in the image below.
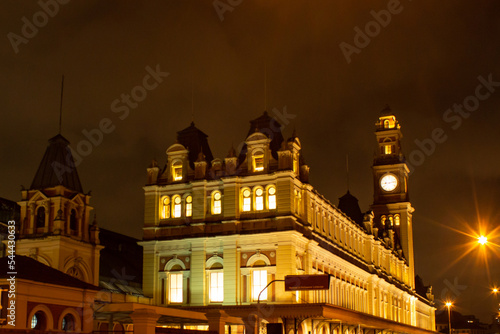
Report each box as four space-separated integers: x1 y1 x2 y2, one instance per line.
70 209 77 231
67 266 84 280
62 314 75 331
212 191 222 215
380 215 386 226
168 272 183 303
185 195 193 217
242 188 251 212
394 214 400 226
31 311 46 330
384 145 392 154
207 257 224 303
172 160 183 181
252 149 264 172
267 185 276 210
172 195 182 218
161 197 170 219
36 207 45 229
254 187 264 211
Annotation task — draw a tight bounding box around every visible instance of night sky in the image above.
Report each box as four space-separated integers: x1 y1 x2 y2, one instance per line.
2 0 500 323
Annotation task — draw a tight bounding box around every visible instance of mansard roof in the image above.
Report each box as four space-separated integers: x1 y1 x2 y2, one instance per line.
238 111 284 164
176 122 213 168
30 134 83 193
338 191 364 227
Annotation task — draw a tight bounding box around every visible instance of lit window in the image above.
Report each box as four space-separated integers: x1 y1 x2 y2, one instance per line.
267 186 276 210
253 152 264 172
172 160 183 181
255 188 264 211
31 314 38 329
252 270 268 301
384 145 392 154
169 273 183 303
161 196 170 219
394 214 400 226
62 314 75 331
172 195 181 218
185 196 192 217
209 272 224 302
381 215 386 226
242 189 251 212
212 191 222 215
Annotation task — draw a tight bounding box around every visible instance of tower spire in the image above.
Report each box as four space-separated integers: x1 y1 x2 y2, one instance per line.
59 75 64 134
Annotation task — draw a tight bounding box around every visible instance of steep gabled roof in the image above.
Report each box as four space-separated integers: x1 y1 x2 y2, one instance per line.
0 255 99 290
30 134 83 193
338 191 364 227
238 111 285 164
176 122 214 168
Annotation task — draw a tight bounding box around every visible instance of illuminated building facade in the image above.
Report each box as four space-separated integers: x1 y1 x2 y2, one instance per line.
141 110 436 334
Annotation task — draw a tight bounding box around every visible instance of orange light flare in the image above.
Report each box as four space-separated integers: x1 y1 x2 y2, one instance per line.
431 216 500 276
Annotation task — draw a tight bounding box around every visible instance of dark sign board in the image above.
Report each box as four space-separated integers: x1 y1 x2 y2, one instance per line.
284 274 330 291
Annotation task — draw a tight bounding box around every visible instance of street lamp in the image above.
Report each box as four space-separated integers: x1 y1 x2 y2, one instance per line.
478 236 488 245
445 302 453 334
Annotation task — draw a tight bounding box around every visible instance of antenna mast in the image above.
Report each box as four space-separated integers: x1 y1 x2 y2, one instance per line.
59 75 64 134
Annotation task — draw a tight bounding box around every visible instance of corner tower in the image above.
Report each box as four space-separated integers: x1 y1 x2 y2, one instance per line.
370 107 415 288
16 134 102 285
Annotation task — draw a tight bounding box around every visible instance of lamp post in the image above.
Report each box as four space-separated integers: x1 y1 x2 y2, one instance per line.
445 302 453 334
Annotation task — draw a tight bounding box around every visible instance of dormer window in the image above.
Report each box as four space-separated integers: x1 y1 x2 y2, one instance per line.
252 150 264 172
70 209 77 231
36 207 45 228
172 160 183 181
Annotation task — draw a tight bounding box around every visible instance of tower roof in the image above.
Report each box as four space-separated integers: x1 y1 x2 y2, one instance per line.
30 134 83 193
176 122 214 168
238 111 284 164
338 191 364 226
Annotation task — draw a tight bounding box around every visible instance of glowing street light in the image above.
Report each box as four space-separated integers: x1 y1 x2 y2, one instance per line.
445 302 453 334
478 236 488 245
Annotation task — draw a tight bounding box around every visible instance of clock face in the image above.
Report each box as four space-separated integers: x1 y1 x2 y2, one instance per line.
380 174 398 192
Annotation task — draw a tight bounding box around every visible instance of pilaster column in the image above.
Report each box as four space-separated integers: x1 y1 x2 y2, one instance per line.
130 308 160 334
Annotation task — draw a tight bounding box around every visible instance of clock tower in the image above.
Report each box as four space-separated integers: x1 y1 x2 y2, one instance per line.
371 107 415 288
